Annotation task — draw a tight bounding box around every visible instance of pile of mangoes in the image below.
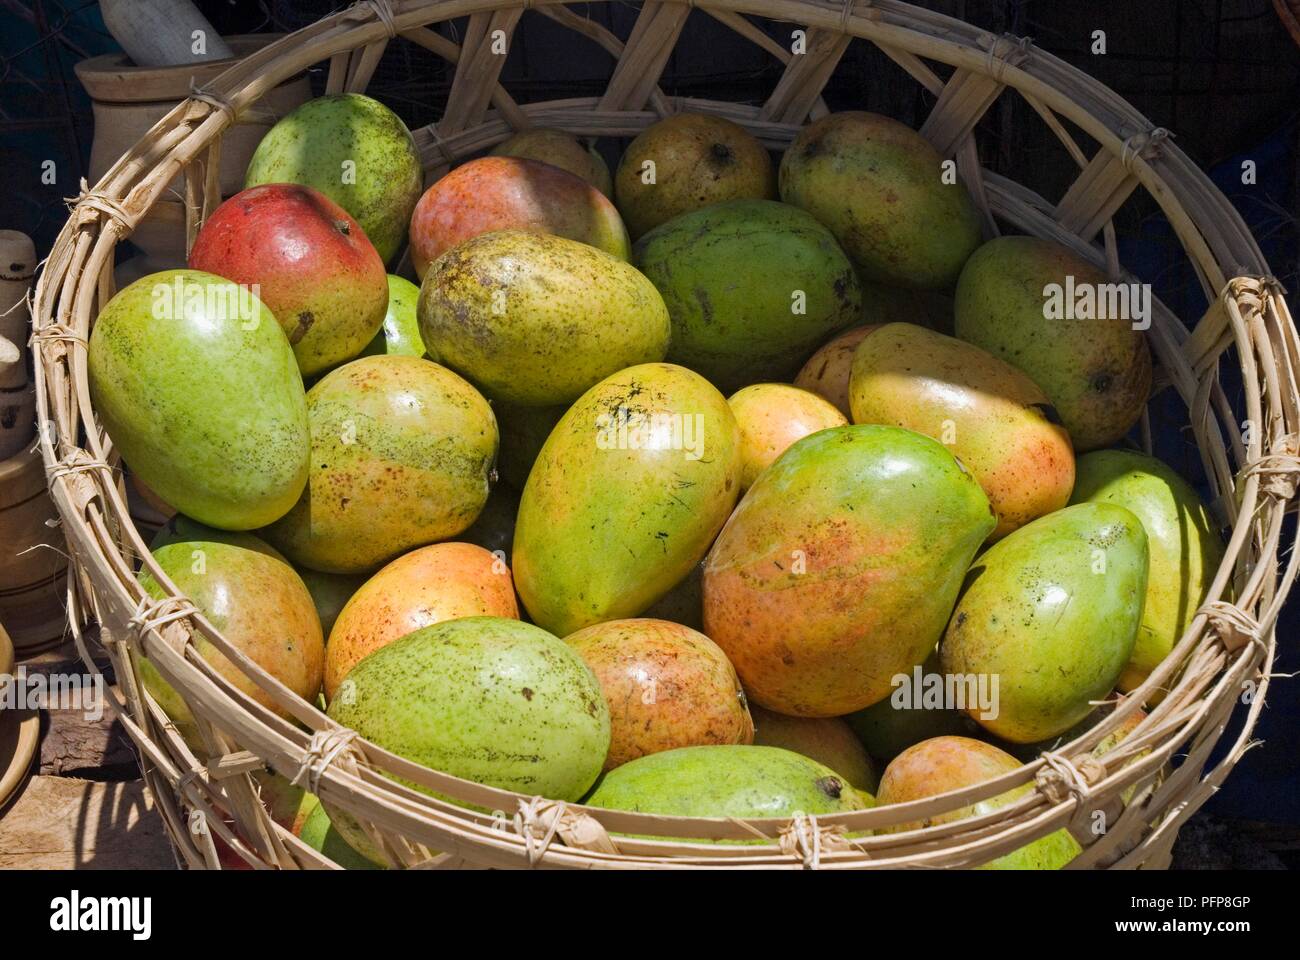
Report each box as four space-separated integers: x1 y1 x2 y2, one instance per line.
88 93 1224 869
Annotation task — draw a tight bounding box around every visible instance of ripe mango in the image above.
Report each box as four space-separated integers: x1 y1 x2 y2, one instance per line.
779 112 982 290
940 503 1148 743
513 363 742 636
492 128 613 196
704 424 995 717
793 325 880 417
876 736 1080 869
565 618 753 770
262 355 497 574
88 270 309 531
750 705 878 795
849 323 1075 539
1070 449 1224 693
728 383 847 491
633 199 862 392
299 800 384 870
583 745 868 825
954 236 1152 451
419 230 670 406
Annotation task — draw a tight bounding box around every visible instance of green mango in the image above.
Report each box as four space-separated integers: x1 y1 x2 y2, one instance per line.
704 425 995 717
150 514 286 561
299 800 385 870
749 706 879 795
584 745 868 829
633 199 862 393
940 503 1148 743
89 270 309 531
362 275 429 360
953 236 1152 451
419 230 670 406
245 94 423 263
779 112 983 291
1069 449 1224 693
514 363 742 636
845 650 975 763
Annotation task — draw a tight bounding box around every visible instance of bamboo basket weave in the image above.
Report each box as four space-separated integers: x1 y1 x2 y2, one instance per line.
30 0 1300 869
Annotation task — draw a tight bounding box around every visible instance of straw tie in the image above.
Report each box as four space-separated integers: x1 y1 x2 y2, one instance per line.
1199 600 1263 654
43 450 111 484
511 796 619 864
837 1 873 34
778 813 851 868
67 180 133 232
1036 749 1103 807
1120 127 1171 174
364 0 399 38
292 728 363 794
128 594 200 638
29 322 87 353
984 33 1032 84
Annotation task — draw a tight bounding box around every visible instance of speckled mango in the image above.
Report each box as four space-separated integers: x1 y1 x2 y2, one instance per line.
298 799 385 870
419 230 670 406
584 745 867 829
514 363 742 635
633 199 862 392
491 128 613 196
779 112 983 290
137 539 324 746
244 94 422 264
792 325 881 417
876 736 1080 869
1070 449 1224 693
564 618 753 770
88 270 309 531
704 425 995 717
261 355 497 574
940 503 1148 743
728 383 847 492
954 236 1152 451
750 705 878 795
849 323 1075 539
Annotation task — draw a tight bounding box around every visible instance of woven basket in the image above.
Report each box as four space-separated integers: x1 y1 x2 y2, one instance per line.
30 0 1299 869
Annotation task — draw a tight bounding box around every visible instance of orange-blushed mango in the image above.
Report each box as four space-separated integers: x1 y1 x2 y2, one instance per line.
728 383 847 491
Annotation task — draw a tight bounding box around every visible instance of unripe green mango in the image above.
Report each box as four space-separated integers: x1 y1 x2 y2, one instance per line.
298 798 385 870
419 230 670 406
633 199 862 393
779 112 983 290
584 745 868 826
704 425 995 717
88 270 309 531
844 649 977 763
1069 449 1224 693
953 236 1152 451
940 503 1148 743
362 275 430 360
513 363 742 636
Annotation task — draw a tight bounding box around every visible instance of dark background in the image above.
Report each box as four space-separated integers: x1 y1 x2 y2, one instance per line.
2 0 1298 848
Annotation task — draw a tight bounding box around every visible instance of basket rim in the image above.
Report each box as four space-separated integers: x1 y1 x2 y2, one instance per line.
28 0 1297 869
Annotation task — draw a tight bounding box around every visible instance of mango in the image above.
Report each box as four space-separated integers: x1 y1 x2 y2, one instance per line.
295 567 364 638
1070 449 1224 693
876 736 1080 869
940 503 1148 743
584 745 867 825
88 270 309 530
245 93 422 263
954 236 1152 451
150 514 286 561
137 539 324 745
704 425 995 717
844 649 975 763
728 383 847 491
363 275 428 359
792 325 880 417
419 230 670 406
565 618 753 770
262 355 496 574
849 323 1075 539
299 799 384 870
325 542 519 701
514 363 742 635
633 199 862 392
641 560 704 631
492 128 613 196
750 705 878 795
779 112 982 290
615 113 776 238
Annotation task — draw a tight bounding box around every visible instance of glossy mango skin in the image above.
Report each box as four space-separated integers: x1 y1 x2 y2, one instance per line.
419 230 670 406
565 618 754 770
362 275 429 360
849 323 1075 539
584 745 867 823
877 736 1080 869
954 236 1152 451
325 541 519 701
939 503 1148 743
137 540 324 745
704 424 996 717
779 112 983 290
614 113 776 239
750 705 878 795
262 355 497 574
728 383 847 491
633 199 862 393
513 363 742 636
88 270 309 531
491 128 613 196
245 94 422 264
1070 450 1225 693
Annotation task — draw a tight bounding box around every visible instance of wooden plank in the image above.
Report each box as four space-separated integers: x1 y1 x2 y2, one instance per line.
0 775 176 869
